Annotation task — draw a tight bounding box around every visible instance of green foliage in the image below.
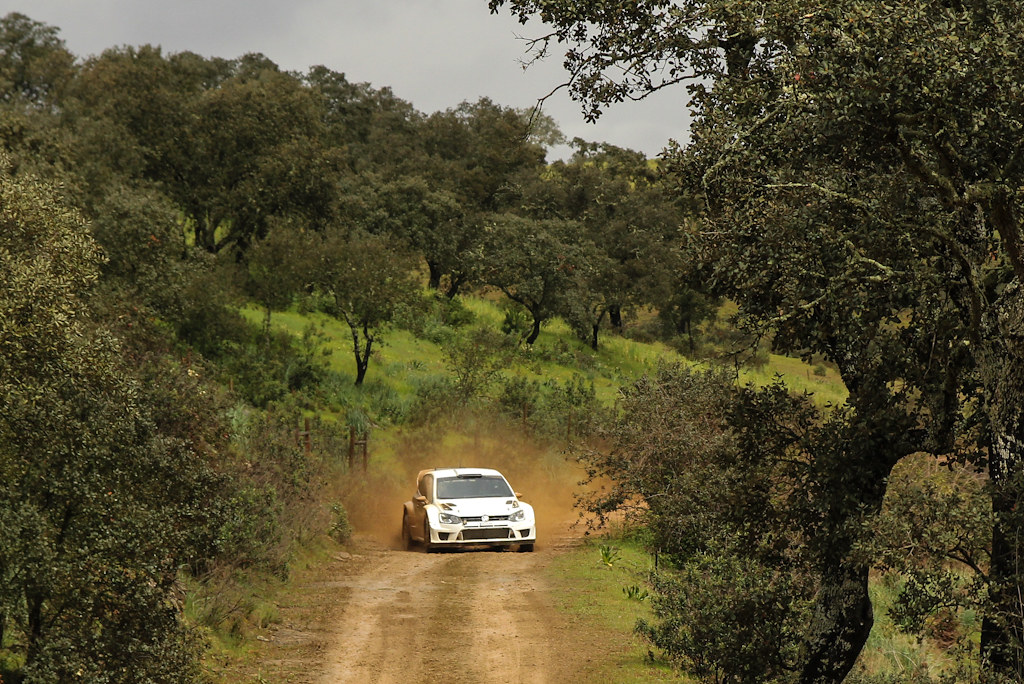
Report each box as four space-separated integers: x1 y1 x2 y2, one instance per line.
489 0 1024 676
396 293 476 347
622 584 649 602
443 326 512 405
497 375 542 422
599 544 621 568
479 214 596 345
328 503 354 544
0 12 74 106
0 158 212 681
500 301 532 339
638 552 808 682
244 222 316 335
578 365 918 680
314 229 419 385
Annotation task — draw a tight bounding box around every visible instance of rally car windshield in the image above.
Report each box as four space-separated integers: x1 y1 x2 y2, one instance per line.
435 476 514 500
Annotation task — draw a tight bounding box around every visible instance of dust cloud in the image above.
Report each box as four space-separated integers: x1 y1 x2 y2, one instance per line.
337 420 587 549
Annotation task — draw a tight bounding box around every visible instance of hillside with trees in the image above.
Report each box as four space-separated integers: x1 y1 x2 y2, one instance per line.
2 4 1022 683
0 12 710 682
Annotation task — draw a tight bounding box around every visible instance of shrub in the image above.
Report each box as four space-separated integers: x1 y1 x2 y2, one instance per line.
638 552 809 682
329 503 354 544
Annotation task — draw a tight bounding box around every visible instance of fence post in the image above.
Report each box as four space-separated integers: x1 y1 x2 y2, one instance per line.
348 425 356 471
295 417 312 454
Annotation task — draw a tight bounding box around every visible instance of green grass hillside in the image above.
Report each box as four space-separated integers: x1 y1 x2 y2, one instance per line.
244 294 847 414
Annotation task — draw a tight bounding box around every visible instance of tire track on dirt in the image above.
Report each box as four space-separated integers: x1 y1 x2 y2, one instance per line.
316 534 578 684
317 548 458 683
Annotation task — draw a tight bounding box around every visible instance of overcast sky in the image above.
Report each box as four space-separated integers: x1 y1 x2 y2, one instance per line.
9 0 692 160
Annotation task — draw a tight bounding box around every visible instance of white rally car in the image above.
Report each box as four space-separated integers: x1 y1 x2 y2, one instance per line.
401 467 536 552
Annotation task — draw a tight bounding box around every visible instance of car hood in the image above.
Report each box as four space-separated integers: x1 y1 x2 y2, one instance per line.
435 497 529 517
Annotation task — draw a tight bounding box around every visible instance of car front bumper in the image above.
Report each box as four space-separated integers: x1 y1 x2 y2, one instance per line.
427 521 536 546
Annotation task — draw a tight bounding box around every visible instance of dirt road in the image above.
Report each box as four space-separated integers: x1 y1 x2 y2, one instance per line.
246 431 611 683
315 530 589 684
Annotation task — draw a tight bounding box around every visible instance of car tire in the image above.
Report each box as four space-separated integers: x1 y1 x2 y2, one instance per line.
422 519 434 553
402 512 414 551
517 543 535 553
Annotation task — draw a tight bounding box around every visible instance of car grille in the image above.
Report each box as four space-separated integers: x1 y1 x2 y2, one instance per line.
461 515 510 522
461 528 513 541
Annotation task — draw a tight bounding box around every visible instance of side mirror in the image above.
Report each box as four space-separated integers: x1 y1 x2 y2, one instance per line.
515 492 524 500
414 495 428 505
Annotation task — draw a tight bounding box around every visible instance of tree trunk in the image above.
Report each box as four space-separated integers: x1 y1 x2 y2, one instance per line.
797 381 906 683
446 272 466 299
798 563 874 683
983 501 1024 674
609 304 623 330
346 312 373 386
427 261 442 290
525 315 541 345
978 279 1024 674
591 307 607 351
355 338 371 386
25 591 43 669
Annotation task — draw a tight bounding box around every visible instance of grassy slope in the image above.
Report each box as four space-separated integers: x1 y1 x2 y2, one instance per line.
244 296 848 409
543 538 689 683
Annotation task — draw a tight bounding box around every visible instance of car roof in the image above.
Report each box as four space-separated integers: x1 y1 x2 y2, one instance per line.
416 467 504 481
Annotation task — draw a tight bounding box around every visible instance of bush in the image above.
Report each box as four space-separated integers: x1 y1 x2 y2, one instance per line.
396 294 475 345
497 375 542 424
501 302 532 340
329 502 354 544
536 374 604 439
406 375 458 425
638 552 810 682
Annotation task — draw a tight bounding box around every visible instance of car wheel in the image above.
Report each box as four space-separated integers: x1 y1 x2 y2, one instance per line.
422 519 434 553
401 512 414 551
517 543 535 553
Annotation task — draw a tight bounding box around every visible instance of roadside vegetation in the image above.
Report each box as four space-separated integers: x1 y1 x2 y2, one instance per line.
2 5 1023 684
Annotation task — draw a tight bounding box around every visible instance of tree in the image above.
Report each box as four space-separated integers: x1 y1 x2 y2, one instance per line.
0 158 221 681
69 48 343 256
315 229 418 385
350 173 466 291
520 139 688 349
479 214 596 345
244 221 316 338
579 366 820 681
0 12 74 107
488 0 1024 677
413 99 554 297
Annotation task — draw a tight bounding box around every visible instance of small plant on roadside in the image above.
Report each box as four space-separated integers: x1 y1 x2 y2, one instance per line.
329 502 354 544
623 584 649 601
599 544 621 568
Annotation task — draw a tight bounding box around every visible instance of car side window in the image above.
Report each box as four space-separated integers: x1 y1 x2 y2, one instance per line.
418 474 433 502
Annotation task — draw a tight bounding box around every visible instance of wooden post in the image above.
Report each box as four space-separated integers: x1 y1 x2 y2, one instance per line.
295 417 311 454
348 426 356 471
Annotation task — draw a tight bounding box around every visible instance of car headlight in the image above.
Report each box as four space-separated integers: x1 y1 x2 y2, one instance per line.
509 509 526 522
438 512 462 525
